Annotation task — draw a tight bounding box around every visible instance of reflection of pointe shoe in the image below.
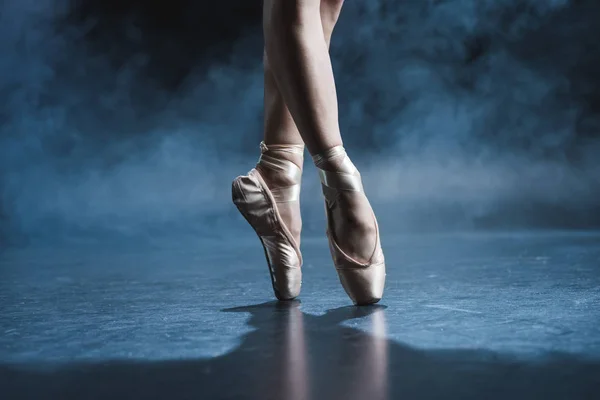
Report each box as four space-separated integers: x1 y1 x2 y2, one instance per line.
313 146 386 305
232 142 304 300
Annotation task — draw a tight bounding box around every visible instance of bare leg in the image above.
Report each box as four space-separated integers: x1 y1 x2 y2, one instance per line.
263 0 376 264
263 0 343 148
260 0 344 247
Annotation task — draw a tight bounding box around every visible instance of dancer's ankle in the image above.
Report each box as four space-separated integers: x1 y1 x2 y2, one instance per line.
312 144 357 174
257 142 304 188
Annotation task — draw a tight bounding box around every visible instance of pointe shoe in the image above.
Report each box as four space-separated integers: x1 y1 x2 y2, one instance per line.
313 145 386 305
232 141 304 300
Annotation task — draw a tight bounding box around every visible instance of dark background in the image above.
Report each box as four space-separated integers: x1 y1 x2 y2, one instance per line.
1 0 599 245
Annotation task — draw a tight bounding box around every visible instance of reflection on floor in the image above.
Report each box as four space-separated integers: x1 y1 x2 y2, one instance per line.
1 232 600 399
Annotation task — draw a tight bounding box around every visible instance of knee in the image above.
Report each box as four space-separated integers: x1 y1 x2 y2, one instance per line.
320 0 344 35
321 0 344 16
321 0 344 9
264 0 320 34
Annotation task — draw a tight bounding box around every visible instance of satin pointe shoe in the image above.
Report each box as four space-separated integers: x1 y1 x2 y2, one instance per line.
313 145 386 305
232 142 304 300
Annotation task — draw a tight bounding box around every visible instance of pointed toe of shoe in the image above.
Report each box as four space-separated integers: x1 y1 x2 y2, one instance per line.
273 267 302 301
337 263 385 306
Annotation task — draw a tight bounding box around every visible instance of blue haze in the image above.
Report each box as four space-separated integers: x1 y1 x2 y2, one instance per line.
1 0 599 244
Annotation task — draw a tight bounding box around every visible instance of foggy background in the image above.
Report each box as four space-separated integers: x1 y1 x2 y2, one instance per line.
1 0 599 245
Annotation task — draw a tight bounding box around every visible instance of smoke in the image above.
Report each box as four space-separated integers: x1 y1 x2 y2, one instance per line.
331 0 600 229
1 0 599 244
0 0 264 242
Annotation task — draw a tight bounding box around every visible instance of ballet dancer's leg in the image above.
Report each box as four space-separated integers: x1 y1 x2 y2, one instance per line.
263 0 385 304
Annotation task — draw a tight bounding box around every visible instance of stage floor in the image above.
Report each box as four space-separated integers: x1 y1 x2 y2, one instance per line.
1 231 600 399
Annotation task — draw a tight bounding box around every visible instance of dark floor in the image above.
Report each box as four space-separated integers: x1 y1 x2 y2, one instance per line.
1 231 600 399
